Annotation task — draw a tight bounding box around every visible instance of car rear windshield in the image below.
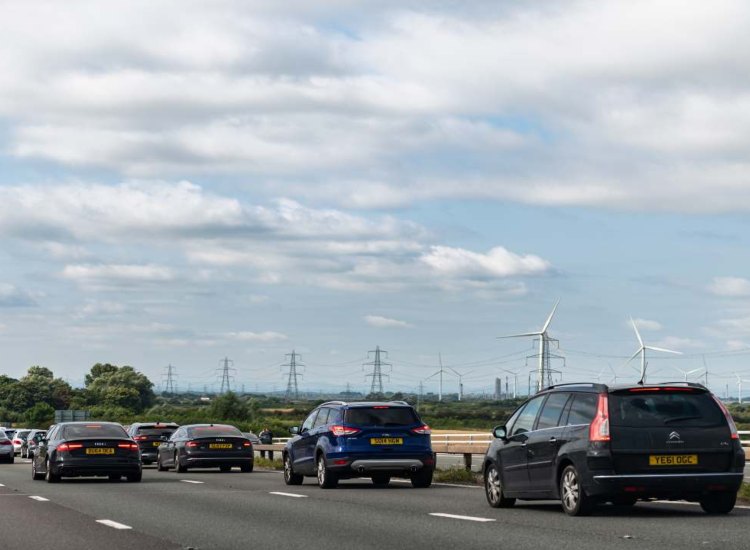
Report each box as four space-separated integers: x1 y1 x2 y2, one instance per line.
609 391 724 428
136 426 178 437
344 407 418 427
62 424 128 439
16 430 30 439
187 426 242 438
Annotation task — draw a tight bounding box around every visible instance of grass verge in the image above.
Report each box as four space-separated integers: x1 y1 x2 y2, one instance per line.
254 456 284 470
738 482 750 504
433 467 481 485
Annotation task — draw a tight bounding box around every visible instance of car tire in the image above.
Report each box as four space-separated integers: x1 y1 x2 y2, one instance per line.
32 459 44 480
700 492 736 515
175 453 188 473
220 465 231 472
484 464 515 508
157 455 168 471
126 471 142 483
410 467 433 488
371 474 391 487
45 462 61 484
560 465 593 516
317 455 338 489
283 454 303 485
240 462 253 473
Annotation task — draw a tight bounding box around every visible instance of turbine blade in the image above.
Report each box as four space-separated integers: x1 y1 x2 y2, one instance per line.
497 332 543 339
630 317 643 347
645 346 682 355
542 299 560 333
624 348 642 366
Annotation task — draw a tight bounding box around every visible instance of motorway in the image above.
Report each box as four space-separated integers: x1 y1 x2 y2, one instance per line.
1 460 749 550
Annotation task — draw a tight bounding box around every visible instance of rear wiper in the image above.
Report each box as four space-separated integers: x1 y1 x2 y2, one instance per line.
664 416 703 424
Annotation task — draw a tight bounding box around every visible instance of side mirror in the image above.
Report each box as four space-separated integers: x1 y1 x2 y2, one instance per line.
492 425 507 440
288 426 299 435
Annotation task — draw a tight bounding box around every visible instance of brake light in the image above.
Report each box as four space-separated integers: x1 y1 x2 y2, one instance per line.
118 443 139 451
373 406 390 409
186 441 200 447
712 395 740 440
242 441 251 447
0 441 11 446
57 443 83 452
13 439 21 445
134 435 148 441
589 394 610 442
411 425 431 435
330 425 361 437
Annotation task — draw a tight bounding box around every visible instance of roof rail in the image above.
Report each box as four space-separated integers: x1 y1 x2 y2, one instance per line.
320 401 347 407
389 400 409 406
544 382 608 392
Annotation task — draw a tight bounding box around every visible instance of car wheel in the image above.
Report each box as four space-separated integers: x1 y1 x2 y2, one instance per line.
317 455 338 489
410 467 433 488
32 458 44 480
157 454 168 471
45 461 61 483
283 454 303 485
371 474 391 487
240 462 253 473
700 492 736 515
126 471 142 483
175 452 188 473
560 465 593 516
484 464 515 508
220 465 231 472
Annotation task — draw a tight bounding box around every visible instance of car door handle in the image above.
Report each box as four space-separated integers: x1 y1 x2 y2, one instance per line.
549 437 557 443
520 442 527 447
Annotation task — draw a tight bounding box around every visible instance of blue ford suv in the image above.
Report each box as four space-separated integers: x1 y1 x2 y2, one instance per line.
283 401 434 488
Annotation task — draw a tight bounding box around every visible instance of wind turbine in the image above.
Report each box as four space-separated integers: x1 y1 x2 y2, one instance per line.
499 300 560 393
627 317 682 384
447 366 472 401
673 366 703 382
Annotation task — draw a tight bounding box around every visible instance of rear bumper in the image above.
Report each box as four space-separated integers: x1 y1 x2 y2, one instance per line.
349 459 425 473
185 456 253 468
53 459 141 477
590 472 744 498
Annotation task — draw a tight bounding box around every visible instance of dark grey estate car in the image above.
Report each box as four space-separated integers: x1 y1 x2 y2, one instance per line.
483 382 745 516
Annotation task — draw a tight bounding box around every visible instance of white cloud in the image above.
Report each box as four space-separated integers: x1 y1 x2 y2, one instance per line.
0 283 36 307
364 315 412 329
708 276 750 297
631 318 663 331
62 264 174 283
420 246 550 278
227 331 288 342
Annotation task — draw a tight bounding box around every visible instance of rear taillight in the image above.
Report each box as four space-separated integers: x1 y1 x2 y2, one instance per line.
13 439 21 445
134 435 148 441
411 425 431 435
0 440 11 446
589 393 610 442
57 443 83 452
712 395 740 440
330 425 361 437
242 442 251 447
118 443 139 451
186 441 200 447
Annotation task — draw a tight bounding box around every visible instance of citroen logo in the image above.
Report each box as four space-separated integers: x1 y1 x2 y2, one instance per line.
669 431 681 440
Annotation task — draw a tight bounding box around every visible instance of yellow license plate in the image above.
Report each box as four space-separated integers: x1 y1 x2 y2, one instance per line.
209 443 233 449
370 438 403 445
85 448 115 455
649 454 698 466
153 442 161 447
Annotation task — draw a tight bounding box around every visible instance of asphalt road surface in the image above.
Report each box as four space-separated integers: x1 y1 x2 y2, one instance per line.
1 460 749 550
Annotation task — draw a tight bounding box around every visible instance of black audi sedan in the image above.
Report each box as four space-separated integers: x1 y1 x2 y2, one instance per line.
32 422 142 483
156 424 253 473
127 422 179 465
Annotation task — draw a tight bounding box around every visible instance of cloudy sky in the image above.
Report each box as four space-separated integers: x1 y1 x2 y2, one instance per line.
2 0 750 396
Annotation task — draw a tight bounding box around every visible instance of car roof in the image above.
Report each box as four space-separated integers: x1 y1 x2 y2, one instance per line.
131 422 179 427
317 401 413 408
540 381 709 394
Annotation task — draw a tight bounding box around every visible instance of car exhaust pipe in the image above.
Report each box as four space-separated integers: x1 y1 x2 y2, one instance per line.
358 466 365 473
411 465 418 472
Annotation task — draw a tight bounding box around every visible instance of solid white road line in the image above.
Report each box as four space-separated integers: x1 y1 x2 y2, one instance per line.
96 520 132 530
429 513 495 523
29 496 49 502
269 491 308 498
180 480 205 484
0 484 5 487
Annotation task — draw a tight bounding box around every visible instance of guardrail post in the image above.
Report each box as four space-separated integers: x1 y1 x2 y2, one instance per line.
463 453 472 471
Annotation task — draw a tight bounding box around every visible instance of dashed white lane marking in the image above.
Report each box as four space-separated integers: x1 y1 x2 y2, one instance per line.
29 496 49 502
269 491 308 498
96 520 132 530
429 513 495 523
180 480 205 484
0 484 5 487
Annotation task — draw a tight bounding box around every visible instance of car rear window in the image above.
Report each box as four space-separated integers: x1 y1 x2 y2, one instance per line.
136 426 178 437
609 391 724 428
344 407 418 427
62 424 128 439
187 426 242 438
16 430 30 439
